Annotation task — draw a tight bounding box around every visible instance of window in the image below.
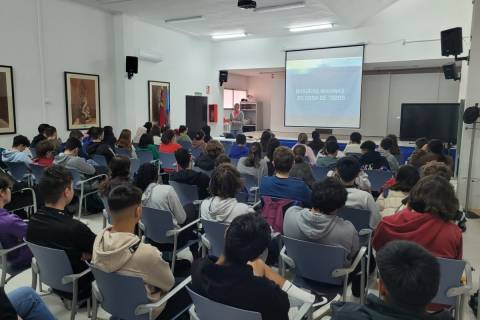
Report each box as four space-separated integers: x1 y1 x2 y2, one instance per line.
223 89 247 109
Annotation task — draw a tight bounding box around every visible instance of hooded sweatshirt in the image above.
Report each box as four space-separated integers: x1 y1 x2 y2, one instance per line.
0 208 32 269
86 142 115 163
283 206 359 265
92 229 174 316
360 151 389 170
373 208 462 260
2 150 32 167
378 149 399 174
142 183 186 226
54 153 96 176
200 196 254 224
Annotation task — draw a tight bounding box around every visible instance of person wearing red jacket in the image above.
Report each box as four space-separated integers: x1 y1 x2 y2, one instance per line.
373 175 462 260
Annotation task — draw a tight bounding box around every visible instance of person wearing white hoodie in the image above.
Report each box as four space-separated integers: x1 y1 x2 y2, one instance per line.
92 184 190 320
200 164 254 223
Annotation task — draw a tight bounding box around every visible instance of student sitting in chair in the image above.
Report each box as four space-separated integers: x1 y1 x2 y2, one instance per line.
289 144 315 189
93 184 191 320
378 137 399 174
170 148 210 200
228 133 249 160
159 129 181 154
177 125 192 145
136 133 160 160
359 140 389 171
86 127 115 164
343 132 362 155
237 142 268 184
2 135 32 167
292 133 316 165
31 123 49 149
194 140 224 172
32 139 55 167
54 137 96 176
316 141 340 168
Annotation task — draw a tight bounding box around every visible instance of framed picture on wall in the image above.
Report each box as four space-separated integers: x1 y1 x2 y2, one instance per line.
64 72 101 130
0 65 16 134
148 81 170 127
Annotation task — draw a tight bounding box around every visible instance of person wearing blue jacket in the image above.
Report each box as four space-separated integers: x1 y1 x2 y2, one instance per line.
228 134 249 160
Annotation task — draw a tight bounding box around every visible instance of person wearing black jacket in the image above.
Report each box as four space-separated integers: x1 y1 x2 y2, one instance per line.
31 123 49 148
170 148 210 199
359 140 390 171
27 165 96 300
86 126 115 163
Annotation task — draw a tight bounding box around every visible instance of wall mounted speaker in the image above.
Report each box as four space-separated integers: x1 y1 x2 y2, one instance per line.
441 27 463 57
126 56 138 79
219 70 228 86
442 63 460 81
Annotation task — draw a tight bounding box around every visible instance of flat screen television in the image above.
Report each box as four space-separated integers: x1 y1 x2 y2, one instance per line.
400 103 460 143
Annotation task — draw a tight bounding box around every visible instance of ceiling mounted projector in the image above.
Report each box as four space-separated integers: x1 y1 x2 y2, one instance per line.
238 0 257 9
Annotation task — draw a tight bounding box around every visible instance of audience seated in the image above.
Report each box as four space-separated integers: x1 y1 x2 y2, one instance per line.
308 130 324 156
333 157 380 227
92 184 190 320
177 125 192 145
259 146 311 206
343 132 362 155
2 135 32 167
292 133 316 165
421 161 453 180
170 148 210 200
54 137 96 176
411 139 454 169
408 137 428 165
102 125 117 149
376 165 420 217
86 127 115 163
373 175 462 260
264 137 280 176
386 134 402 161
319 136 346 158
191 131 206 153
1 286 55 320
191 214 291 320
202 125 212 143
150 124 162 145
31 123 49 149
136 133 160 160
44 125 61 151
159 129 181 154
260 130 273 157
116 128 137 158
316 140 340 168
378 137 400 173
359 140 389 170
27 165 96 299
214 154 231 167
229 133 249 159
194 140 224 171
133 126 147 144
284 178 359 265
32 139 55 167
99 156 131 197
331 240 453 320
200 164 254 223
237 142 267 183
0 176 32 269
289 144 315 189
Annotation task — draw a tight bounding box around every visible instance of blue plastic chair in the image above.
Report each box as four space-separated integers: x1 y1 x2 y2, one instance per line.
201 219 228 258
178 140 192 151
311 166 329 181
281 236 367 302
27 241 91 320
30 164 45 184
115 148 131 157
0 240 30 287
5 162 32 185
169 180 200 207
91 154 108 168
90 265 191 320
220 141 232 155
240 173 259 202
130 158 140 179
364 170 393 192
159 152 177 171
137 150 154 165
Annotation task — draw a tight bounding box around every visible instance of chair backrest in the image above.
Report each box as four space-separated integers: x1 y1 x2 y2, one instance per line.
261 196 295 234
129 158 140 179
220 141 232 155
159 152 177 170
26 241 75 293
169 180 199 207
282 236 346 285
187 286 261 320
90 264 150 320
432 257 466 306
364 170 393 192
241 173 258 191
312 166 329 181
178 140 192 151
202 219 228 258
5 162 30 182
140 207 176 244
67 168 82 189
136 150 153 165
191 148 203 159
30 164 45 183
235 191 249 204
337 207 371 231
91 154 108 168
116 148 131 157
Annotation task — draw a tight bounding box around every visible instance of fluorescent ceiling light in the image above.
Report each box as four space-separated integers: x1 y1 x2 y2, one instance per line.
165 16 204 24
289 23 333 33
254 1 305 13
211 33 247 40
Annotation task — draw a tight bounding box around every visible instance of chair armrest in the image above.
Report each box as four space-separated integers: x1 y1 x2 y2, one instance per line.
280 246 296 269
249 187 259 193
135 276 192 315
201 234 211 250
293 302 313 320
166 219 201 236
0 242 27 255
359 229 372 237
62 268 92 285
78 174 108 185
189 306 201 320
193 200 203 206
447 261 474 297
12 188 35 196
252 200 262 209
332 246 367 278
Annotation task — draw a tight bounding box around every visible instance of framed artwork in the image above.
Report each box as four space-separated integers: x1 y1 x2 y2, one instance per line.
148 81 170 127
64 72 101 130
0 65 16 134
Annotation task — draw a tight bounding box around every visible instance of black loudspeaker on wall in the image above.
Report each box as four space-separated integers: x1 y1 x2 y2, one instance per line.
442 63 460 81
126 56 138 80
219 70 228 86
441 27 463 57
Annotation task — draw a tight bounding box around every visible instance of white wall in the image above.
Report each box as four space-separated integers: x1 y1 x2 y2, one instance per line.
0 0 115 147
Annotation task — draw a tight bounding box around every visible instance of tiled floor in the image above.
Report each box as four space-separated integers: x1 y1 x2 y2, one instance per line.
4 213 480 319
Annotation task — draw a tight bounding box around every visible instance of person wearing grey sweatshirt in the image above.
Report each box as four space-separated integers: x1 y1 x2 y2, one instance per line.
283 178 359 266
379 138 400 174
53 137 96 176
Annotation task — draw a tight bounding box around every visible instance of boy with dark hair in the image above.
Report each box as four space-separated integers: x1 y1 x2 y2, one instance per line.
334 157 380 227
259 146 311 206
359 140 389 170
26 165 96 299
316 141 340 168
170 148 210 199
192 214 314 320
283 178 359 265
308 130 324 156
86 127 115 163
32 139 55 167
54 137 96 175
331 240 452 320
2 135 32 167
228 133 249 159
31 123 49 148
343 132 362 155
379 137 399 173
93 184 189 319
408 137 429 166
176 125 192 145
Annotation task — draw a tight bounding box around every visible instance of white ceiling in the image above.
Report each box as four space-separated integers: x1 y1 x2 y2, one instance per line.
69 0 399 39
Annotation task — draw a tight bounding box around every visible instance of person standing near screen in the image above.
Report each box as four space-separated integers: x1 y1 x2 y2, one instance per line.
229 103 244 137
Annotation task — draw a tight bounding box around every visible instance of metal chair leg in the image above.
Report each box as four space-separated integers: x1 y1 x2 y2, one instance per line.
1 256 7 287
171 235 178 275
71 280 78 320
